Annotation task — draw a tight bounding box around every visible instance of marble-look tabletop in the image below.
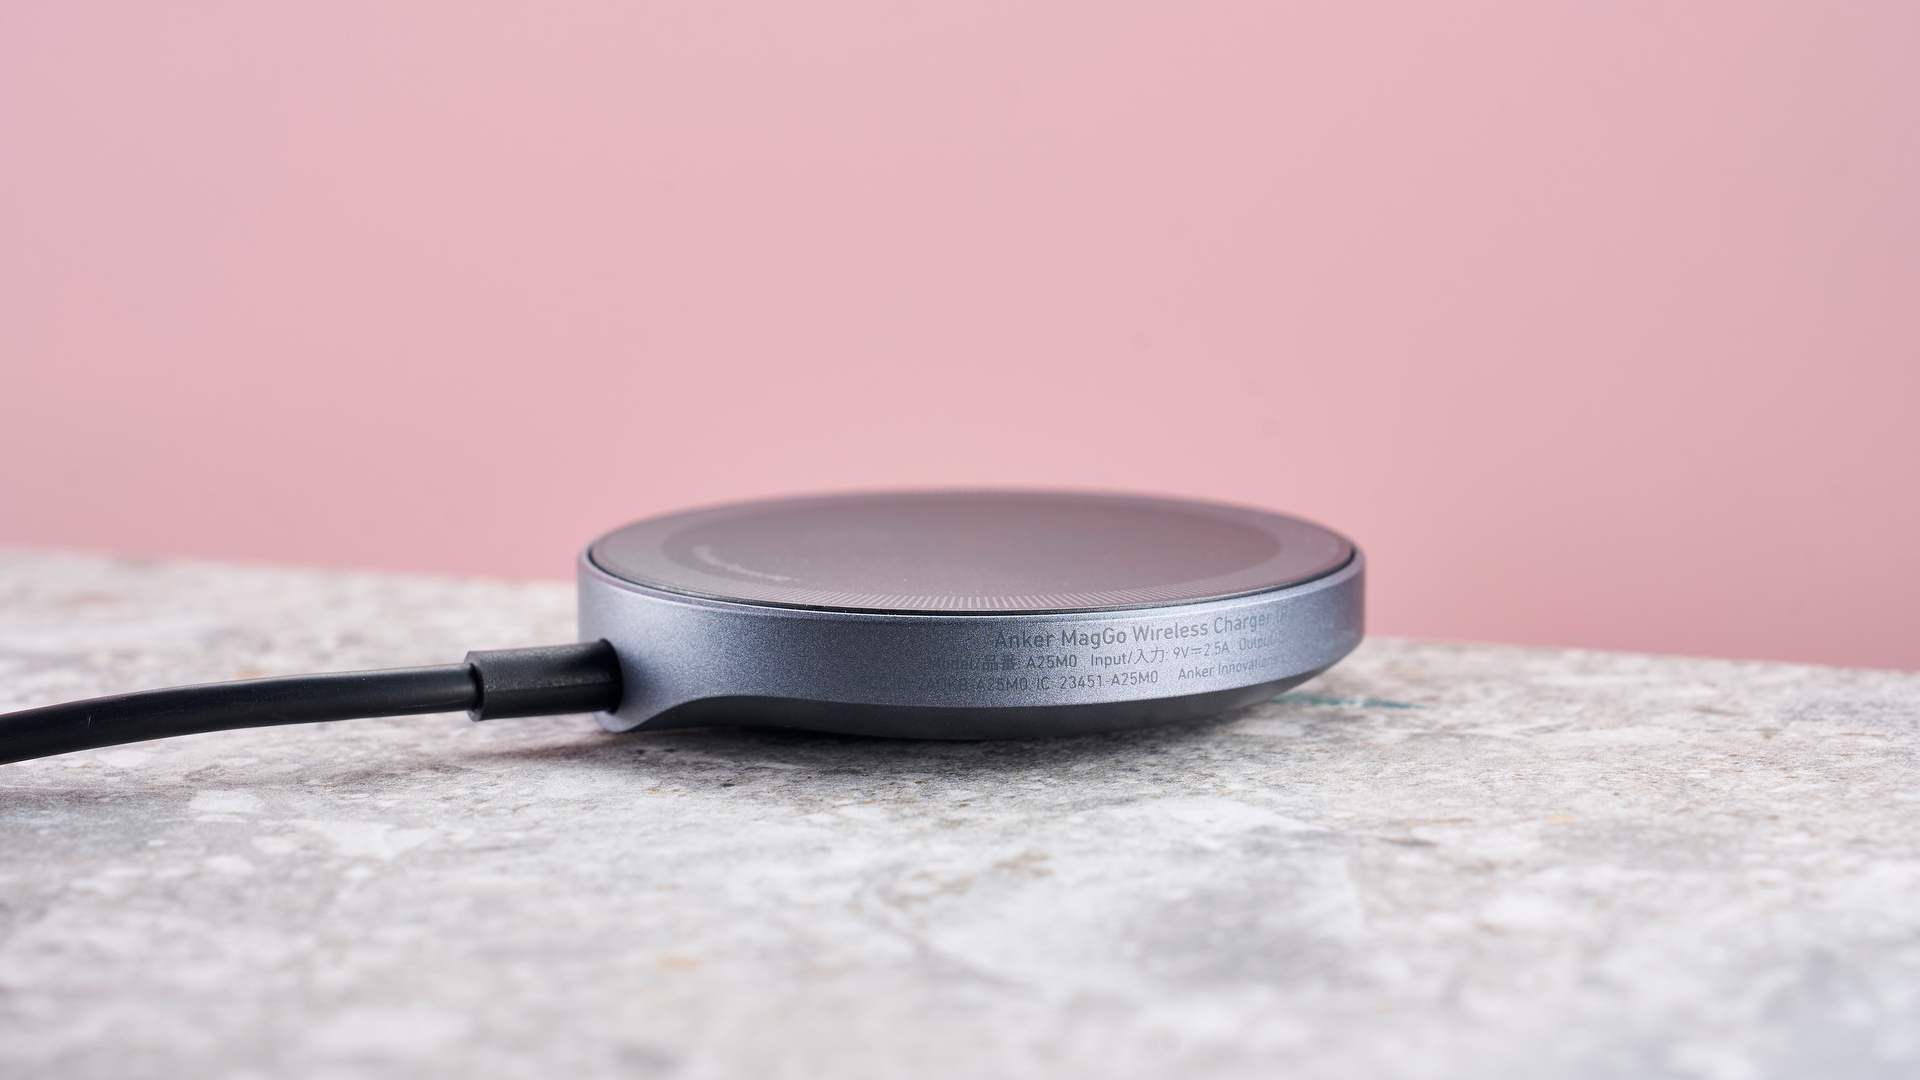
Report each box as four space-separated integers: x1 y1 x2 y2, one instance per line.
1 549 1916 1080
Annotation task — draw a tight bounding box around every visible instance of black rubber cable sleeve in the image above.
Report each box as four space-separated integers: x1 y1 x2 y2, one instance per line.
465 640 623 721
0 665 480 765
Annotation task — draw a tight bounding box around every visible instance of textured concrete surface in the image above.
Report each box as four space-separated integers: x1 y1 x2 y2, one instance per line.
1 549 1917 1080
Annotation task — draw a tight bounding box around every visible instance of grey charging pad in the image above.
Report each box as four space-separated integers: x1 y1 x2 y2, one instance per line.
579 490 1364 739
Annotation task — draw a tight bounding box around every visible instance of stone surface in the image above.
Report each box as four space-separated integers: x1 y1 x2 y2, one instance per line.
2 548 1918 1080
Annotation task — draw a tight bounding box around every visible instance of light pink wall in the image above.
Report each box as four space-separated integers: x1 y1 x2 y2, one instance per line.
4 3 1916 670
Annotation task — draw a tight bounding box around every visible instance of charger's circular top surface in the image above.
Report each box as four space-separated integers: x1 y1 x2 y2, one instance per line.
589 491 1353 615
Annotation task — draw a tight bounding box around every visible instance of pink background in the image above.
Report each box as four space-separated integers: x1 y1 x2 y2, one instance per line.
3 3 1916 670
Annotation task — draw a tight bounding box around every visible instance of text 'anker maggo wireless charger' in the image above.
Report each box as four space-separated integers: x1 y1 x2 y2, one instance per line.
0 491 1364 763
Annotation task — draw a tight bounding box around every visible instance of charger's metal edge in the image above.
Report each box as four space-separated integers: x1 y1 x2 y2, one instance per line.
576 548 1365 737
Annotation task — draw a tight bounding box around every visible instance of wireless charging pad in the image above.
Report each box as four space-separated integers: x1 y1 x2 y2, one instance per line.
580 491 1364 739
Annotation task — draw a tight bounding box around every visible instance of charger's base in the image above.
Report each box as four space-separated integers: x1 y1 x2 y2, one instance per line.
625 672 1323 741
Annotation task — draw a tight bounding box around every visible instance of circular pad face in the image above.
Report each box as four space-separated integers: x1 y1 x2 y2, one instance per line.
589 491 1353 614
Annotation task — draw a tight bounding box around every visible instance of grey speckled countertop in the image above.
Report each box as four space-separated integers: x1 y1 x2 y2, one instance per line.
2 549 1917 1080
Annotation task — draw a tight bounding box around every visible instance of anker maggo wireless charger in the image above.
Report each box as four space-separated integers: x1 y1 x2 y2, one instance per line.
0 491 1363 764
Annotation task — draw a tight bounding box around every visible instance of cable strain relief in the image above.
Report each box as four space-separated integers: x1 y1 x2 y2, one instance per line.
464 640 623 721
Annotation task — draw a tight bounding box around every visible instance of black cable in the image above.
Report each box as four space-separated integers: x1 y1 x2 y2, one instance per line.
0 640 622 766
